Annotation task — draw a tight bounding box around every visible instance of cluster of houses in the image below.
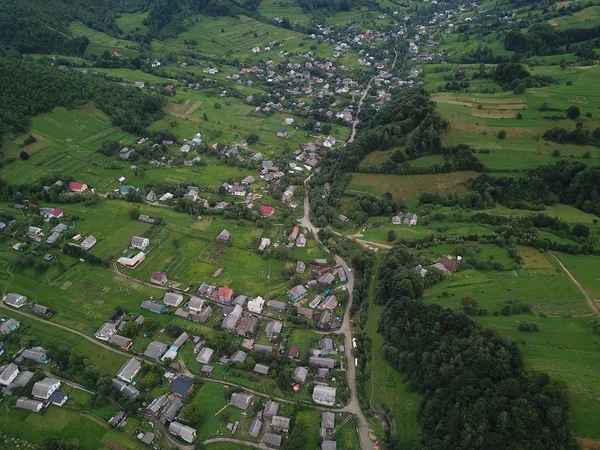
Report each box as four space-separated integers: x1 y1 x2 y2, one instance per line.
415 256 461 277
391 212 419 226
3 293 53 319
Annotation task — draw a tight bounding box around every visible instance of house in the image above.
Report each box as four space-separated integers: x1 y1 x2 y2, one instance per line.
252 46 261 53
232 185 246 196
253 344 273 353
264 400 279 418
296 306 314 319
392 215 402 225
15 397 44 413
19 346 49 364
116 358 142 383
322 441 337 450
28 226 43 242
321 295 338 311
321 412 335 429
95 323 117 341
4 293 27 309
131 236 150 250
163 292 184 308
145 191 157 202
201 364 213 376
109 334 134 350
338 214 349 222
0 318 20 335
288 346 300 359
319 338 334 355
218 286 234 303
68 182 88 193
249 416 263 438
151 271 168 286
254 363 270 375
146 395 168 415
294 366 309 383
173 332 189 349
141 300 165 314
81 235 97 251
169 421 197 443
0 364 19 386
287 285 307 302
404 213 418 226
32 304 52 317
318 273 335 285
248 296 265 314
230 392 252 409
242 176 255 185
259 205 275 217
323 136 336 148
144 341 168 360
296 234 306 248
159 192 174 203
263 433 283 447
50 223 68 234
230 350 247 364
267 300 286 313
161 397 184 424
259 238 271 251
164 84 175 92
309 356 336 369
285 118 294 125
191 305 213 323
216 229 231 243
49 391 68 406
277 128 288 138
221 313 240 332
236 315 259 337
440 258 458 272
32 377 60 400
196 347 214 364
138 432 155 445
289 226 299 240
171 376 194 398
313 385 336 406
188 297 205 314
296 261 306 274
174 308 189 319
117 252 146 269
265 320 283 339
271 416 291 434
112 379 140 399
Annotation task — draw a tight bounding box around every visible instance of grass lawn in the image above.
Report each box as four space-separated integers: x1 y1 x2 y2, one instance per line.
554 253 600 299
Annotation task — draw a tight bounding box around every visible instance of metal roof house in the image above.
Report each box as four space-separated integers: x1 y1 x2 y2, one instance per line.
116 358 142 383
32 377 61 400
313 385 337 406
169 421 197 443
263 432 283 447
0 318 19 335
141 300 165 314
15 397 44 413
19 346 49 364
270 415 291 432
144 341 168 360
264 400 279 418
294 366 309 383
163 292 184 308
196 347 214 364
253 363 270 375
249 416 263 438
309 356 336 368
4 293 27 309
230 392 252 410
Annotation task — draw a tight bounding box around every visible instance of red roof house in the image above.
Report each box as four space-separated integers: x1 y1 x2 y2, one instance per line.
288 346 299 359
51 208 64 219
164 85 175 91
217 286 234 303
259 205 275 217
151 271 168 286
440 258 457 272
113 50 122 57
68 182 88 193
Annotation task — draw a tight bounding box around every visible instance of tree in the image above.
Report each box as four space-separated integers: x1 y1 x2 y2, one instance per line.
566 105 581 119
181 403 205 426
214 102 222 109
120 321 140 339
19 150 30 160
246 133 259 145
572 223 590 238
217 185 227 196
144 318 160 334
552 149 561 157
128 207 141 220
386 229 396 242
497 130 507 139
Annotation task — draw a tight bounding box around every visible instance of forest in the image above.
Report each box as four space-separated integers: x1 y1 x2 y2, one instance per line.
0 59 164 142
468 160 600 216
504 23 600 56
376 247 578 450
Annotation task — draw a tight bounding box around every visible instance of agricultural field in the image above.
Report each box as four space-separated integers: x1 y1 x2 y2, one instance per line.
258 0 312 25
347 171 478 202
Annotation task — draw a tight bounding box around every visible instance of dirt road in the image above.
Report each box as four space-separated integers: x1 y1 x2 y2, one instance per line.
549 252 600 315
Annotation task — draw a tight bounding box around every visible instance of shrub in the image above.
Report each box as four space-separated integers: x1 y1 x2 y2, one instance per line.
19 150 30 160
566 105 580 119
517 321 540 332
497 130 507 139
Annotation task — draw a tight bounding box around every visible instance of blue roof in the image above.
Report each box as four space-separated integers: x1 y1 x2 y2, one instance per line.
0 222 6 229
49 391 68 404
169 344 178 352
119 185 135 194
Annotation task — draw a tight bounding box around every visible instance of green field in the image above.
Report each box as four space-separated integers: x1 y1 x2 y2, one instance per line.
554 253 600 299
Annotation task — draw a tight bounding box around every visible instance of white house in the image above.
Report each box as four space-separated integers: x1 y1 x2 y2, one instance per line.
131 236 150 250
32 377 61 400
81 235 97 251
248 296 265 314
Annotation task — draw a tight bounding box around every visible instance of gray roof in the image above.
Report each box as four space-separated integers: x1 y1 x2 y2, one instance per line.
146 394 168 415
230 392 252 409
109 334 133 348
221 314 240 331
122 384 140 399
230 350 247 363
32 377 60 399
313 385 337 406
0 318 19 334
161 397 184 422
20 346 47 363
270 415 291 431
116 358 141 382
253 363 270 375
267 300 286 311
249 416 263 438
191 305 213 323
15 397 43 412
264 400 279 417
144 341 168 360
263 432 283 447
253 344 273 353
321 412 335 429
169 421 197 443
294 366 309 383
309 356 336 368
265 320 283 336
173 332 189 348
0 363 19 385
322 441 337 450
196 347 214 364
4 293 27 308
32 304 51 315
164 292 184 307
